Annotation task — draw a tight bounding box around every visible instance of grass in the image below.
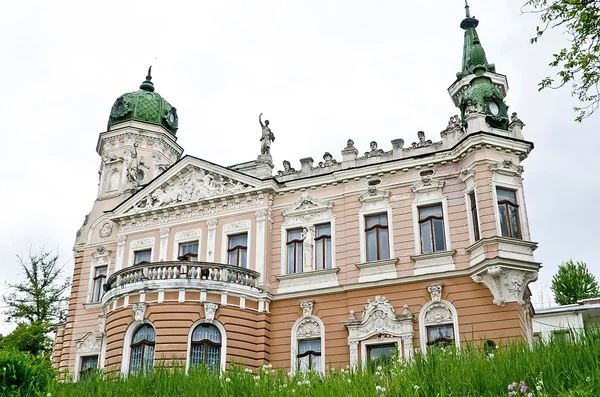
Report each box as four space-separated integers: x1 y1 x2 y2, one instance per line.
8 329 600 397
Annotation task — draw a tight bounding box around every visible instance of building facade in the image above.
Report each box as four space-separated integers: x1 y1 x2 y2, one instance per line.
52 6 541 379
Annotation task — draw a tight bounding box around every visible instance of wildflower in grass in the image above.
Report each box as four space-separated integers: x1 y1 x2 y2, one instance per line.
283 383 287 388
292 389 296 393
225 377 231 382
244 368 253 373
303 380 310 385
254 383 259 387
375 371 381 376
519 381 528 393
297 381 303 386
347 379 351 383
414 384 420 390
377 366 382 371
586 376 591 382
254 375 260 380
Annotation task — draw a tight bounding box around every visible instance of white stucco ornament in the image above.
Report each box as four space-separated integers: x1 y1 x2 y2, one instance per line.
133 303 148 324
427 284 443 302
203 302 219 323
76 332 100 354
300 300 314 317
99 222 113 238
471 265 538 307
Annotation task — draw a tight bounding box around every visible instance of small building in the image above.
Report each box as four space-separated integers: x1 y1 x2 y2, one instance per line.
52 3 541 380
533 299 600 342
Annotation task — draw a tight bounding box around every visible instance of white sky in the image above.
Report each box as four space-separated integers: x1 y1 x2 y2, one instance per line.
1 0 598 334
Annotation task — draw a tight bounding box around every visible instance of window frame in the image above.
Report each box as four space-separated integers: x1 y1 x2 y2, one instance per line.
127 237 156 268
495 187 522 239
172 229 202 261
314 223 332 270
177 241 200 262
425 324 456 348
411 195 451 256
364 213 390 262
188 323 222 371
220 220 252 270
186 319 227 373
91 265 107 303
418 204 446 254
133 249 152 265
227 233 248 268
360 338 402 369
286 228 304 274
358 204 394 264
465 189 482 243
296 338 322 373
128 324 156 374
290 315 326 375
490 164 530 241
418 299 460 352
79 354 99 379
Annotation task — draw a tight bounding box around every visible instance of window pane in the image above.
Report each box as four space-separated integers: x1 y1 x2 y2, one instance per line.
287 244 295 274
298 339 321 354
298 354 310 373
240 248 247 268
497 188 517 203
421 222 432 253
325 238 332 269
81 355 98 372
498 205 510 237
287 229 302 242
366 214 387 228
207 345 220 371
315 239 323 270
419 205 443 220
133 324 155 343
143 344 155 371
427 325 455 346
134 250 151 264
228 250 238 266
378 229 390 259
229 234 247 248
433 219 446 251
295 243 303 272
470 192 481 241
509 205 522 239
316 224 331 237
95 266 107 277
130 345 142 373
179 242 199 256
367 343 396 365
366 229 378 261
192 324 221 343
190 344 205 367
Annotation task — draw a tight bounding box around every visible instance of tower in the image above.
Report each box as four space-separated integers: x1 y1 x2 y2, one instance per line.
97 68 184 199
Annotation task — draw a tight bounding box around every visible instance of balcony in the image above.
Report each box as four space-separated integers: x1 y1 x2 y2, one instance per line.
102 261 262 304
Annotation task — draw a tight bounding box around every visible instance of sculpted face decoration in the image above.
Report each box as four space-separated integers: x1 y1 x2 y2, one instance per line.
99 222 113 238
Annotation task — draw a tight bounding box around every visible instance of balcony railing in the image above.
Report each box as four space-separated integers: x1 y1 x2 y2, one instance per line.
104 261 262 293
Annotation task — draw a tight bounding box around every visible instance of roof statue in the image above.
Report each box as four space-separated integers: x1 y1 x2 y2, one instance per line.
259 113 275 156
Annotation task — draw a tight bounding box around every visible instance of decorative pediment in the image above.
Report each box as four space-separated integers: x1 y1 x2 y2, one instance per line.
412 175 444 195
490 159 523 177
282 193 334 226
345 296 414 341
76 332 101 354
471 265 538 307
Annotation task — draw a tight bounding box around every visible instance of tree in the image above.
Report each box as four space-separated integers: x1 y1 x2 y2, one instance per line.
0 322 53 356
551 260 600 305
2 249 70 327
523 0 600 121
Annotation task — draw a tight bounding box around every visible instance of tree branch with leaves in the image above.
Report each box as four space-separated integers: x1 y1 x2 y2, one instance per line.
551 259 600 305
523 0 600 121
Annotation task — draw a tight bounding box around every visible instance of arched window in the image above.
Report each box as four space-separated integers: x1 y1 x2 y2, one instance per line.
418 298 460 352
129 324 155 373
189 323 221 371
291 302 325 375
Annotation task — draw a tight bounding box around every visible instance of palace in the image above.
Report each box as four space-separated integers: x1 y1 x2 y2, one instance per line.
52 4 540 379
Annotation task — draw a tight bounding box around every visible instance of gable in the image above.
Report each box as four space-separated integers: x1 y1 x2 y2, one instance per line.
115 156 265 215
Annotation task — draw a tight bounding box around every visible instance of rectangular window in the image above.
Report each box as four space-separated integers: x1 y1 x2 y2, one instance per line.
297 339 321 373
367 343 397 367
79 355 98 379
419 204 446 253
227 233 248 268
552 330 571 342
496 188 522 239
178 241 199 261
314 224 332 270
365 214 390 261
469 191 481 241
91 266 107 303
426 324 455 347
286 229 303 274
134 249 152 265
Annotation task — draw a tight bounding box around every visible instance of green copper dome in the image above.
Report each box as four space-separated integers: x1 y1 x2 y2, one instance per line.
107 68 179 135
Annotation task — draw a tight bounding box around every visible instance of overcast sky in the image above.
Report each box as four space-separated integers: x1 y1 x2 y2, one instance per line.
1 0 598 334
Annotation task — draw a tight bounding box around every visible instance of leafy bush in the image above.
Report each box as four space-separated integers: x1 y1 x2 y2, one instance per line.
0 349 55 396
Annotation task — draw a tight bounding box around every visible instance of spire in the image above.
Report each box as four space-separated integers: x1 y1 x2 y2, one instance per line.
456 1 495 79
140 66 155 92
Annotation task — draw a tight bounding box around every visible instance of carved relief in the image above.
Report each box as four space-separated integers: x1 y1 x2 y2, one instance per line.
282 193 334 226
98 315 107 335
459 168 475 191
76 332 101 354
471 265 538 307
133 303 148 324
427 284 443 302
130 237 155 249
489 159 524 177
129 166 252 213
159 227 171 239
297 318 321 338
203 302 219 323
423 303 453 325
99 222 113 238
300 300 314 317
223 220 251 233
174 229 202 241
121 197 263 232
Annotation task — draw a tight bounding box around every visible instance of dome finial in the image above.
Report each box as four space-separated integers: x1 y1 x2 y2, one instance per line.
140 65 155 92
464 0 471 18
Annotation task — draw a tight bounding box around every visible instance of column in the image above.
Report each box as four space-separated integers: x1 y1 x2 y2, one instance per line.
159 227 170 261
255 209 267 285
206 219 218 262
115 235 127 271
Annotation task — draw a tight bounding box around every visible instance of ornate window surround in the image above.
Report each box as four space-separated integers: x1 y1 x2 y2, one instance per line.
74 332 102 381
410 175 455 275
220 220 252 268
121 320 155 375
86 246 111 305
344 296 414 370
171 228 203 261
418 284 460 352
277 193 338 294
185 319 227 373
489 159 531 241
460 168 482 245
128 237 156 267
290 301 325 375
